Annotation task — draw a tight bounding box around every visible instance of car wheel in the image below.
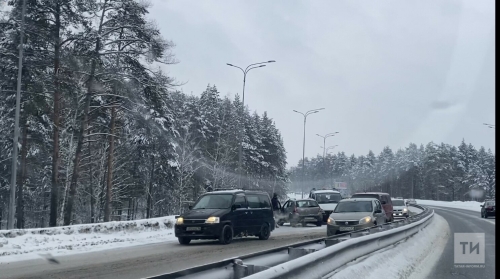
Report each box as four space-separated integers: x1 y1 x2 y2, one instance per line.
290 221 298 227
258 223 271 240
316 221 322 227
485 213 489 219
301 222 307 227
178 237 191 245
219 225 233 245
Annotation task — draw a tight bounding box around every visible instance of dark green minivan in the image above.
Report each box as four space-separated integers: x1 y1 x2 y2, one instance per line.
174 189 275 245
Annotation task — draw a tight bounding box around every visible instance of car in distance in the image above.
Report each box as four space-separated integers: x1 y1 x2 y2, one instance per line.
392 198 409 218
480 200 495 218
326 198 387 236
407 199 417 205
277 198 323 227
174 189 275 245
309 189 343 222
350 192 394 222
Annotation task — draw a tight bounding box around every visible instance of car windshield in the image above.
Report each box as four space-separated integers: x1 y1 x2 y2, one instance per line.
192 194 233 209
485 201 495 206
393 200 405 206
297 200 319 207
315 193 342 203
334 201 373 213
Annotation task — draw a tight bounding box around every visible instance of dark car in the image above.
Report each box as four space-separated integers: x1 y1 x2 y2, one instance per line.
350 192 394 222
174 189 275 245
277 198 324 227
481 200 495 218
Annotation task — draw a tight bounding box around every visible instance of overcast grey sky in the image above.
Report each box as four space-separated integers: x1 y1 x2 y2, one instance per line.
149 0 495 167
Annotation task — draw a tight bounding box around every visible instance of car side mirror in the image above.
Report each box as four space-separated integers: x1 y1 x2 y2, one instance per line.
381 201 387 205
232 204 241 211
374 209 381 213
188 205 193 210
480 205 484 207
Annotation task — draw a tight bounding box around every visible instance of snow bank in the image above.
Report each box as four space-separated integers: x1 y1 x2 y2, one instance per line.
0 216 176 263
416 199 483 212
327 214 450 279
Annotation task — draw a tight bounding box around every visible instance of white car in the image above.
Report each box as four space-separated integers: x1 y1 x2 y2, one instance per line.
392 199 409 218
407 199 417 205
309 190 343 222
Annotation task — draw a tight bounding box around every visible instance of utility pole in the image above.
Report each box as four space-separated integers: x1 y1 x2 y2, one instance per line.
8 0 27 230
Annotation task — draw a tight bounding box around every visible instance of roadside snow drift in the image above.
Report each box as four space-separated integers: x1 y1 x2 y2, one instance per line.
0 216 176 263
416 199 482 212
326 213 450 279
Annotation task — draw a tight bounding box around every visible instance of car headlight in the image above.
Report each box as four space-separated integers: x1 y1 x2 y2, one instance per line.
327 217 335 225
403 208 408 212
176 217 184 225
359 216 372 224
205 217 220 224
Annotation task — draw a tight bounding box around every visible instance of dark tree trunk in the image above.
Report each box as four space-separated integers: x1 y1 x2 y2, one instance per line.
146 155 155 219
104 104 116 222
64 1 108 225
88 128 95 223
16 121 28 229
50 2 61 227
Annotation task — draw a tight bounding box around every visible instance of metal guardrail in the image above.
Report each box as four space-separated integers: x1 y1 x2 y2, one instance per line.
146 205 433 279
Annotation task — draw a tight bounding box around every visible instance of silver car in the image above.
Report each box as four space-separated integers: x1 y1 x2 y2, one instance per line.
278 198 324 227
326 198 387 236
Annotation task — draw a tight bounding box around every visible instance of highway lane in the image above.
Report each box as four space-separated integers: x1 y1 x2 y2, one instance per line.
0 225 325 279
426 206 495 279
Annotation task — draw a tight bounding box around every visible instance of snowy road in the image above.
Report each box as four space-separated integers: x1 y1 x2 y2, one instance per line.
427 206 495 279
0 225 325 279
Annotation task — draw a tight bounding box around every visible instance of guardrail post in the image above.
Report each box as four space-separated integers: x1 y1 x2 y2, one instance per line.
233 259 247 279
325 238 345 247
288 247 317 260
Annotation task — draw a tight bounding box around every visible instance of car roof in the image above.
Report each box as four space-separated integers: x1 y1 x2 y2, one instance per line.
311 190 341 194
340 198 377 202
205 189 268 195
352 192 390 196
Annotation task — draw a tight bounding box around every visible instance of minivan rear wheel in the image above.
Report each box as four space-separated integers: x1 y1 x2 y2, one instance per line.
258 223 270 240
219 225 233 244
178 237 191 245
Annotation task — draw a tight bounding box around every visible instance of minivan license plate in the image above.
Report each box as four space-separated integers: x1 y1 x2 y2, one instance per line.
339 226 354 231
186 227 201 231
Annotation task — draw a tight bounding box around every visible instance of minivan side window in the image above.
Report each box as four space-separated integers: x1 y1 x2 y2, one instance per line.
258 195 271 208
246 194 261 209
234 195 247 208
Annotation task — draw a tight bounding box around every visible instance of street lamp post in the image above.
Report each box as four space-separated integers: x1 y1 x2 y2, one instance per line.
320 145 338 187
227 60 275 189
316 132 339 167
293 108 324 198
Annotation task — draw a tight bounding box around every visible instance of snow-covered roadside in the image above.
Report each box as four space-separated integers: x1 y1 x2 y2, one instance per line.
416 199 483 212
0 216 176 263
326 214 450 279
